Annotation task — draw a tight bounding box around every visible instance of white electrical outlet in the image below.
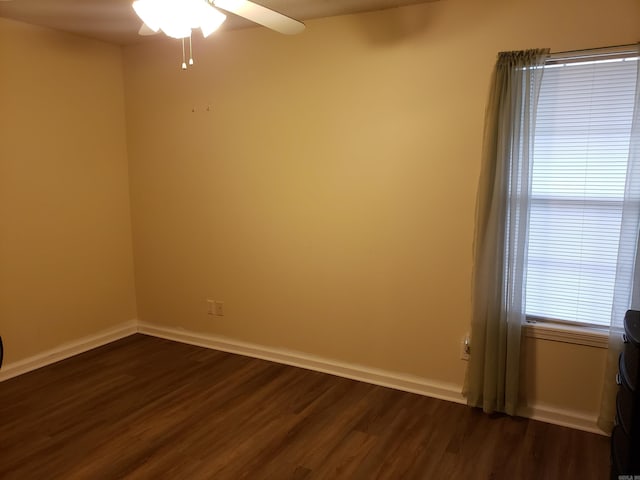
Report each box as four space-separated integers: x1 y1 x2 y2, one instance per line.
214 301 224 317
460 336 470 361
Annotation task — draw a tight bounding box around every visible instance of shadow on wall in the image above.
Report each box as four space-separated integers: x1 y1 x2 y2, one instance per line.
519 335 538 410
344 0 508 46
348 5 435 45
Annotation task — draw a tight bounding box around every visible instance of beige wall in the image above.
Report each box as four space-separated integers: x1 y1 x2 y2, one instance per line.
521 336 608 416
0 19 137 364
123 0 639 417
1 0 637 423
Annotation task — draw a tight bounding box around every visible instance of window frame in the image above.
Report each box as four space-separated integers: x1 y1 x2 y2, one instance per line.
523 45 639 339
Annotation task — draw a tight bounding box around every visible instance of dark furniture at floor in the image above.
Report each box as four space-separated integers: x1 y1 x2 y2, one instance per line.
612 309 640 478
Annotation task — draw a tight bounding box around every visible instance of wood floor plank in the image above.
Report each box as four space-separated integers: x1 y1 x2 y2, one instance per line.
0 334 610 479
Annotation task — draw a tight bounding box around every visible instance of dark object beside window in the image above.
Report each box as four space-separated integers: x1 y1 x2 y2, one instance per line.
612 309 640 478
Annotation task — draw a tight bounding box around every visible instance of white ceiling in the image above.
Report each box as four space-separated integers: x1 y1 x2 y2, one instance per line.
0 0 440 45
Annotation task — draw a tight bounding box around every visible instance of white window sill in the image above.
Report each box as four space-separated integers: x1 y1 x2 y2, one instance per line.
523 322 609 348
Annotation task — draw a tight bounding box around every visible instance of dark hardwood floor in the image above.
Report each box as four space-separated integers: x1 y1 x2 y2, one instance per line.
0 334 609 479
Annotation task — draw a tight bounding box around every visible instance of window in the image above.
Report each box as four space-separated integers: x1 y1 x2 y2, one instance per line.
525 49 639 327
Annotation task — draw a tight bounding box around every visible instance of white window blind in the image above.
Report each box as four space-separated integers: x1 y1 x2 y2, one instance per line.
525 53 638 327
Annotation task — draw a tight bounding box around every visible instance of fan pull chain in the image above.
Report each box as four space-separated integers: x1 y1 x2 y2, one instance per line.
189 34 194 66
181 38 187 70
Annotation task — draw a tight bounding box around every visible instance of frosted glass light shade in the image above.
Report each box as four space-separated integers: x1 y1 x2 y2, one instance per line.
200 4 226 37
132 0 161 32
132 0 226 39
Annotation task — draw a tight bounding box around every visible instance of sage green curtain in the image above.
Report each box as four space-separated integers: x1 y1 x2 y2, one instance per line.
598 44 640 433
465 49 549 415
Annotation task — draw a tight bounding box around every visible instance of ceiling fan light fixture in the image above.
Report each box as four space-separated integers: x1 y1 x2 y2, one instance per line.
132 0 162 32
131 0 303 69
132 0 226 40
160 22 192 40
200 5 226 38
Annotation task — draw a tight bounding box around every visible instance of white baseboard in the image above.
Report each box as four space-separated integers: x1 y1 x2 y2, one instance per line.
137 321 466 405
517 403 605 435
0 320 138 382
0 319 606 436
138 322 607 436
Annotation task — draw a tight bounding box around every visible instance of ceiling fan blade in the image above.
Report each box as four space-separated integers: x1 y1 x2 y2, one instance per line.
138 23 159 36
213 0 305 35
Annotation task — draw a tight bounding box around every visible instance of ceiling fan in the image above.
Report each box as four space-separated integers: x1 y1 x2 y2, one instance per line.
134 0 304 39
133 0 304 68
